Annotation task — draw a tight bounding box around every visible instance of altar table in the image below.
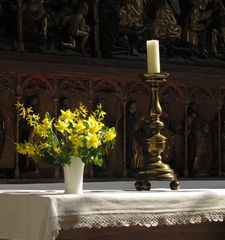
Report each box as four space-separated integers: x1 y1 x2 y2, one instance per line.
0 181 224 240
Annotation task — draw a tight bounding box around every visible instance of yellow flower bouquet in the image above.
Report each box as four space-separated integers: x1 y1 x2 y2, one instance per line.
15 102 117 167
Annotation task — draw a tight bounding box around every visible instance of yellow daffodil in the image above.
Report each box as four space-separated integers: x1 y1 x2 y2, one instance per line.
104 128 117 141
54 119 69 134
87 116 104 133
86 133 101 148
74 120 86 133
42 118 51 127
59 109 74 122
68 134 84 147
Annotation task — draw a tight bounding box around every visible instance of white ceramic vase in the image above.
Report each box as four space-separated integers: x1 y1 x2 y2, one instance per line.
63 156 85 194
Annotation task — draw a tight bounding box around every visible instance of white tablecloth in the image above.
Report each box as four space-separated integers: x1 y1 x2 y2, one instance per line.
0 181 225 240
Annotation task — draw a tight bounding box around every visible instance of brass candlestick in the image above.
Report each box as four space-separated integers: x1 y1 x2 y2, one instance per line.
135 72 180 191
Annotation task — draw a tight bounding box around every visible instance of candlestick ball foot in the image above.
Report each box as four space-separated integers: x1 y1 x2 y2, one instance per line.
135 180 151 191
170 180 180 190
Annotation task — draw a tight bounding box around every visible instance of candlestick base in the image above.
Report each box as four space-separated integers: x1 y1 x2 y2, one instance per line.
135 72 180 191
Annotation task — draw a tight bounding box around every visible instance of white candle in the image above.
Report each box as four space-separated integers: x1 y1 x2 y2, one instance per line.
146 40 160 73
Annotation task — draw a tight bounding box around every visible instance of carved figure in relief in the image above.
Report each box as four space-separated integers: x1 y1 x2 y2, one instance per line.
112 0 148 56
22 0 48 50
151 0 182 41
126 100 144 174
61 1 90 54
117 0 148 29
0 1 17 50
211 0 225 57
184 0 213 57
187 110 209 176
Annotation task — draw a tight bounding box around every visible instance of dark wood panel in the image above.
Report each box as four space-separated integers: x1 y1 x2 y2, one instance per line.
0 53 224 180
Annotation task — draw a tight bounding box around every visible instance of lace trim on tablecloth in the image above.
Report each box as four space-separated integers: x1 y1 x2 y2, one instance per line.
57 210 225 230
